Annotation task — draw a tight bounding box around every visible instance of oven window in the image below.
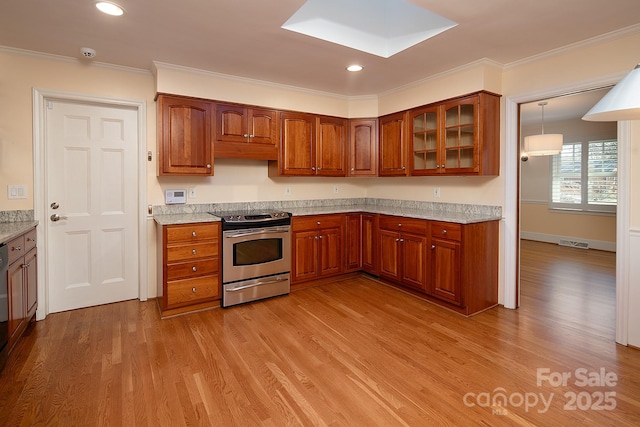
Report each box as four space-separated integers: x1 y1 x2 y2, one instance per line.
233 238 283 266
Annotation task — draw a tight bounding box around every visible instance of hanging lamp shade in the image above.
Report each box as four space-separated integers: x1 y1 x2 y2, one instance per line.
524 133 564 156
524 101 563 156
583 63 640 121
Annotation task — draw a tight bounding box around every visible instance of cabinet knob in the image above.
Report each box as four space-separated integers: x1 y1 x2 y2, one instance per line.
315 236 319 240
12 245 22 252
243 134 249 138
192 231 197 237
249 134 255 138
192 266 197 272
400 239 404 243
441 164 445 168
401 166 406 170
319 235 323 239
192 249 197 255
192 287 197 293
351 168 355 171
311 167 316 171
316 221 320 225
431 245 436 250
442 229 447 235
395 238 400 242
206 164 212 169
398 223 402 227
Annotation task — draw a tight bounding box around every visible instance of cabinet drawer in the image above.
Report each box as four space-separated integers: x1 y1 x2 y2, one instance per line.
378 215 428 235
166 275 219 307
431 222 462 241
292 214 343 231
166 258 218 281
166 241 219 262
24 228 37 252
7 235 25 265
166 223 218 243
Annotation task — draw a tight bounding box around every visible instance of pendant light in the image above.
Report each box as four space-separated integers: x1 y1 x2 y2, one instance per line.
582 63 640 121
524 102 563 156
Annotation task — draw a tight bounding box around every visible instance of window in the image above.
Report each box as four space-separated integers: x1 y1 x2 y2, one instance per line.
550 139 617 213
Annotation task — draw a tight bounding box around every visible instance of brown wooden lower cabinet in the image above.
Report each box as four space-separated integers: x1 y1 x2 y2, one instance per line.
291 214 344 284
6 227 38 356
288 212 498 317
157 222 221 317
378 216 428 292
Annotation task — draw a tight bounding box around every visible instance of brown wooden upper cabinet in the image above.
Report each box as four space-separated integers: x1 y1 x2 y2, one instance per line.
270 112 346 177
348 118 378 177
157 94 213 176
379 111 408 176
214 103 279 160
409 91 500 176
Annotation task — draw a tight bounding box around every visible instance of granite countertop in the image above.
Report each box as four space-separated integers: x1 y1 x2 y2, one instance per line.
154 205 501 225
287 205 502 224
153 212 221 226
0 221 39 244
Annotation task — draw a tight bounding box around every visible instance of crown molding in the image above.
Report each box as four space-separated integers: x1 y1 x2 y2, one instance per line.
504 23 640 70
152 61 377 102
0 45 152 75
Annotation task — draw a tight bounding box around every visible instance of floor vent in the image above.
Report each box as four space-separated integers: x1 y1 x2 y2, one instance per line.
558 239 589 249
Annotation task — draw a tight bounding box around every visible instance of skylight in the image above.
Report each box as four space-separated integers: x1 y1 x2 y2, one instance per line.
281 0 457 58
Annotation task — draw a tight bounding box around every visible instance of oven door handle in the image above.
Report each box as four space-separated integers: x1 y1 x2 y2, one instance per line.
226 277 286 292
225 227 289 238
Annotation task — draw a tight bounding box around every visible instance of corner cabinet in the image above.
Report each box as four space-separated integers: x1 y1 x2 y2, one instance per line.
6 227 37 353
157 222 221 317
157 94 214 176
379 111 408 176
410 91 500 176
348 118 378 176
214 103 279 160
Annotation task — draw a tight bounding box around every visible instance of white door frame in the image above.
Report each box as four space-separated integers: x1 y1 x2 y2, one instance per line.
32 88 148 320
503 72 629 344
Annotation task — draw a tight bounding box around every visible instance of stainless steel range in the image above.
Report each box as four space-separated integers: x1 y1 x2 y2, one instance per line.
217 211 291 307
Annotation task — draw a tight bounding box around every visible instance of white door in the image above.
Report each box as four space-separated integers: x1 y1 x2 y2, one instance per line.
46 100 139 313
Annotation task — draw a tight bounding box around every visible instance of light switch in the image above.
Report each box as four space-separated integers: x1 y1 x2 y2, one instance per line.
8 185 27 199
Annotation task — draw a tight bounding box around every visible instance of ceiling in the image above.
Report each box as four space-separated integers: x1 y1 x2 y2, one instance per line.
2 0 640 98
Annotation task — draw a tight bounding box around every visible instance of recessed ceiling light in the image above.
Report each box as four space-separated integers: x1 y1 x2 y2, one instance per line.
347 65 363 72
96 2 125 16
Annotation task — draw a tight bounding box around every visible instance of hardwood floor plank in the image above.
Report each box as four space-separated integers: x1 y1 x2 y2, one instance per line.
1 241 638 425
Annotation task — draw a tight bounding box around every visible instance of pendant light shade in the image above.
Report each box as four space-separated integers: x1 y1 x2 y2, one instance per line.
524 133 564 156
524 102 563 156
583 63 640 121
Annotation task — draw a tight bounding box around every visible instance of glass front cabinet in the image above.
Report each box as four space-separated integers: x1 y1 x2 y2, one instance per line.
410 91 500 176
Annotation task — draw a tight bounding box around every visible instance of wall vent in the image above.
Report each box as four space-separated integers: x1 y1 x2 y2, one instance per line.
558 239 589 249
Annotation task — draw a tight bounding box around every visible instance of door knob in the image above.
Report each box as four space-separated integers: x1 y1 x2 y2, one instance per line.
50 202 60 209
50 213 68 222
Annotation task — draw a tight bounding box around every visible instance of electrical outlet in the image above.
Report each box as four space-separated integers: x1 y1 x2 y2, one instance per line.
333 185 339 194
434 187 441 198
285 187 291 196
188 187 196 199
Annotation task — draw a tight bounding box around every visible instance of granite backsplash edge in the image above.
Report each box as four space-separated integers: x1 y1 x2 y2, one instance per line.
153 198 502 217
0 209 34 222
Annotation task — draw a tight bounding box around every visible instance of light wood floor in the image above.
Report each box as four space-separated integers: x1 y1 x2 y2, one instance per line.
1 240 638 426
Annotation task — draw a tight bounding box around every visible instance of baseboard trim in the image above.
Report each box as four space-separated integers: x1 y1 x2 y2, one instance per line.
520 231 616 252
